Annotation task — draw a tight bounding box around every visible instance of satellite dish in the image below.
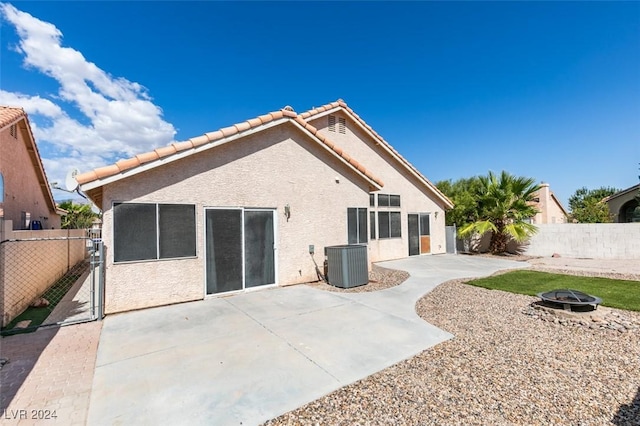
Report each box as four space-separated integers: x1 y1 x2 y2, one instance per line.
64 168 80 191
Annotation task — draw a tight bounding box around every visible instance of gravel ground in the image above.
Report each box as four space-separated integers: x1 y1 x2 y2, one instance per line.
266 262 640 426
305 264 409 293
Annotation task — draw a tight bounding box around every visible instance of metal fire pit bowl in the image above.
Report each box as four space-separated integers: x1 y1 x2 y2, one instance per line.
537 289 602 312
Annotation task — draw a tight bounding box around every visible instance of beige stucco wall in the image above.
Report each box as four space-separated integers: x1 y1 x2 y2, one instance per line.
307 111 449 261
0 122 61 230
99 123 372 314
0 223 87 326
531 184 567 224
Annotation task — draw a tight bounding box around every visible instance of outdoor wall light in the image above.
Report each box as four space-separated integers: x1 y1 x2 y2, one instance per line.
435 211 439 219
284 204 291 221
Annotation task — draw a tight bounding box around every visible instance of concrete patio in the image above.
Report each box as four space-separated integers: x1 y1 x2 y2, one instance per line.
87 254 528 425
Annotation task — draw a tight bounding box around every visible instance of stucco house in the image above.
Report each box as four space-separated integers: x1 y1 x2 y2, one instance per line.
0 106 62 231
530 183 567 224
76 100 453 314
604 184 640 223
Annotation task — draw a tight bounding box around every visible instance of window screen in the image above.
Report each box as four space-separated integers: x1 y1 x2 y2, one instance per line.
378 212 390 238
370 211 376 240
159 204 196 258
114 202 196 262
347 208 368 244
390 195 401 207
391 212 402 238
420 214 430 236
114 203 157 262
378 194 390 207
378 211 401 239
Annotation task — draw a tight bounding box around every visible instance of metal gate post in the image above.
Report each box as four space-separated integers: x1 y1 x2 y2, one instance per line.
97 240 105 320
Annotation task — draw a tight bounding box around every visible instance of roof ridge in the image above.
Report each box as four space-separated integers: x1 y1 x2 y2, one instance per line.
76 104 384 190
299 99 453 208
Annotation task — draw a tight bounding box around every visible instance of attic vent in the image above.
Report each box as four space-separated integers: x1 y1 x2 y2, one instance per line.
9 124 17 139
338 117 346 134
328 115 336 132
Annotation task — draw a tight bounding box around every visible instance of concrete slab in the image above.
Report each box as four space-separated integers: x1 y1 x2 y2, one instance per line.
87 254 528 426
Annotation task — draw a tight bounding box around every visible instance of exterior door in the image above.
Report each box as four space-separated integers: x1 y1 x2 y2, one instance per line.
205 208 276 295
408 213 431 256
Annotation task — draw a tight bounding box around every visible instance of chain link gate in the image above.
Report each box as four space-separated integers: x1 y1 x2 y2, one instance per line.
0 234 104 336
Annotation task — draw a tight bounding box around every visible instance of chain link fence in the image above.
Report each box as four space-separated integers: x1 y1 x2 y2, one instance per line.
0 234 103 335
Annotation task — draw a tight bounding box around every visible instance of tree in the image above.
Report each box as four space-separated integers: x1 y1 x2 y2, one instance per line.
458 171 541 254
568 187 618 223
58 200 99 229
436 176 482 229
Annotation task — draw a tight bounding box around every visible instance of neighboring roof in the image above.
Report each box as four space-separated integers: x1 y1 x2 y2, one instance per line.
299 100 454 209
550 192 569 216
0 106 59 216
603 184 640 203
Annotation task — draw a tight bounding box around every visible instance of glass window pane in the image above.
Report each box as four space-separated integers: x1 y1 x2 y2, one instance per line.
370 211 376 240
159 204 196 259
378 212 390 238
390 195 401 207
378 194 390 207
369 194 375 207
358 208 368 243
420 214 430 236
390 212 402 238
206 209 243 294
244 210 275 288
347 208 358 244
113 203 157 262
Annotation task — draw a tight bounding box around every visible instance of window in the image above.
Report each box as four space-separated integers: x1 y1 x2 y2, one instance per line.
114 203 196 262
377 194 401 207
369 194 375 207
347 208 368 244
370 211 376 240
378 211 401 239
328 115 336 132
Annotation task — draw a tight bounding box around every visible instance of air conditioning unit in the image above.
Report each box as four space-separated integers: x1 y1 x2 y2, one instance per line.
325 245 368 288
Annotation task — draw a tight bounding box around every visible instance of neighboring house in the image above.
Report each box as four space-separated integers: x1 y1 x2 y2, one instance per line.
0 106 62 231
77 99 453 314
530 183 568 224
604 184 640 223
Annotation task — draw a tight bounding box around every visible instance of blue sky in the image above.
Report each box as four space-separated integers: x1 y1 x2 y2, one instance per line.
1 1 638 207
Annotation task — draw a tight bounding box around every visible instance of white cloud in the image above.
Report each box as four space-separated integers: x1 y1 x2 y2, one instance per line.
0 3 177 199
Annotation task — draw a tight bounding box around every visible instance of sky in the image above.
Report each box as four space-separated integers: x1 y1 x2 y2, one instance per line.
0 1 638 208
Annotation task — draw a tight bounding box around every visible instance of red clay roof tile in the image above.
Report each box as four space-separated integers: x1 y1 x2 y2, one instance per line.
234 122 251 132
155 145 176 157
220 126 238 137
137 151 159 164
0 106 26 129
95 165 121 179
173 141 194 152
205 130 224 141
116 158 140 172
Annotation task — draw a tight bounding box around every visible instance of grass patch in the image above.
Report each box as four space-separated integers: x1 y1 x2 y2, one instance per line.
1 263 88 336
467 270 640 312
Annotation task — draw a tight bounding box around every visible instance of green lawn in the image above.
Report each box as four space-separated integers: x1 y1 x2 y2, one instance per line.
466 270 640 312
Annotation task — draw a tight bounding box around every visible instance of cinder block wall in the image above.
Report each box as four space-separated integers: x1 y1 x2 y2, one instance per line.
523 224 640 259
0 222 88 326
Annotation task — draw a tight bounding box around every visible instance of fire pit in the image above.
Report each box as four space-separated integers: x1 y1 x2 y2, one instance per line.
537 289 602 312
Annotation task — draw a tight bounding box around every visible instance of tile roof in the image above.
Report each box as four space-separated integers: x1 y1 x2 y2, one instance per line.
0 106 27 128
0 106 59 215
299 100 454 208
76 107 384 189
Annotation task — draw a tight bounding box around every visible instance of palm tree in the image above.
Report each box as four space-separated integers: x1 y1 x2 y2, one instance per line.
458 171 541 254
58 200 99 229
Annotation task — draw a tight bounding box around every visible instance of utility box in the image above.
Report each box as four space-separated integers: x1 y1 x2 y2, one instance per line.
325 245 368 288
